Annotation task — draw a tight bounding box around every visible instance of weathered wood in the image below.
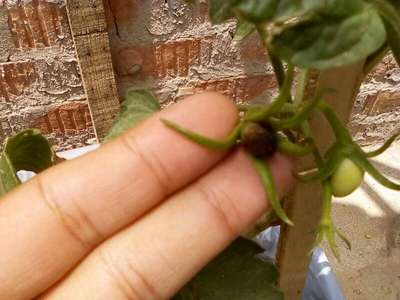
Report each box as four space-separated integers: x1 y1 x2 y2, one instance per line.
66 0 120 140
277 62 365 299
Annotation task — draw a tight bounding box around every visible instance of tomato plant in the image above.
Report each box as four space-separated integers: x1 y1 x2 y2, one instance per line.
1 0 400 299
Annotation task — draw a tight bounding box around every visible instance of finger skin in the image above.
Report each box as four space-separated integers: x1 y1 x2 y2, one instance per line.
0 92 238 300
42 151 293 300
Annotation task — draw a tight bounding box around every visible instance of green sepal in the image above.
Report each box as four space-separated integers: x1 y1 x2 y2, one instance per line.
251 156 293 226
350 150 400 190
314 182 351 260
162 119 243 150
365 130 400 157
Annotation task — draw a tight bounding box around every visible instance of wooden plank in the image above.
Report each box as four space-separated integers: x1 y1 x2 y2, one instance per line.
66 0 120 140
277 62 365 299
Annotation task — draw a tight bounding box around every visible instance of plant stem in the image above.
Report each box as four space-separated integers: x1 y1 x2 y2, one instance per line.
161 119 243 150
294 69 309 107
365 131 400 157
245 64 294 122
269 95 321 130
256 25 285 87
317 101 353 143
251 156 293 226
276 134 313 156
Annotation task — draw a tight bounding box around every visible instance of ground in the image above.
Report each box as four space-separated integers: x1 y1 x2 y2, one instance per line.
328 142 400 300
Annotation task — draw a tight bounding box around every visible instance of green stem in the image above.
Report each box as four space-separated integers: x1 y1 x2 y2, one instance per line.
256 25 285 87
245 64 294 122
365 131 400 157
294 69 309 107
317 101 353 143
161 119 243 150
276 133 313 157
251 156 293 226
301 122 324 167
296 145 343 182
351 150 400 190
269 95 321 130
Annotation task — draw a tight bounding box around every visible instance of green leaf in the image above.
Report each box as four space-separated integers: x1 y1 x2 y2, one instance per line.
236 0 320 23
270 4 387 69
0 129 55 196
235 0 366 24
209 0 239 23
233 19 255 40
105 89 160 141
371 0 400 66
387 0 400 11
173 238 283 300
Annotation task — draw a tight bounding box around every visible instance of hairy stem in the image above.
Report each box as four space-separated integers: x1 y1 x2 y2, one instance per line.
351 150 400 190
317 101 353 143
269 95 321 130
276 133 313 156
245 64 294 122
365 131 400 157
251 156 293 226
161 119 243 150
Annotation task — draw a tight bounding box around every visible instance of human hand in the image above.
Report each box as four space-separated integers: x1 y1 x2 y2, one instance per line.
0 93 293 300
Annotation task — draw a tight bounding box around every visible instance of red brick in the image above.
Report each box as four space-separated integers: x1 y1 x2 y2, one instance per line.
240 36 267 61
113 46 154 78
154 38 201 78
0 61 36 101
103 0 138 29
7 0 70 49
31 102 93 135
113 38 202 79
177 74 277 102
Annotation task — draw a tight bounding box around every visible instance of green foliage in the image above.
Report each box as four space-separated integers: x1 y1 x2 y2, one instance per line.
371 0 400 65
173 238 283 300
233 19 255 40
209 0 239 23
270 5 386 69
0 129 55 196
105 89 160 141
208 0 400 70
235 0 321 23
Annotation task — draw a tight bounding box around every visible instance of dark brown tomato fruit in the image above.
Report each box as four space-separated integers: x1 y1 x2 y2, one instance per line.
240 122 277 158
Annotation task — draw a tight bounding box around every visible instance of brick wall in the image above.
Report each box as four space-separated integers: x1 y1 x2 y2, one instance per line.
104 0 400 146
0 0 399 150
0 0 95 151
351 55 400 145
104 0 279 105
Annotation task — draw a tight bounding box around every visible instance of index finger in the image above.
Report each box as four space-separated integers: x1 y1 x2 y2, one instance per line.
0 92 238 300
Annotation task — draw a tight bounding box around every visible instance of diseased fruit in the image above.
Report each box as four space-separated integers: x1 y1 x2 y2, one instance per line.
240 122 277 158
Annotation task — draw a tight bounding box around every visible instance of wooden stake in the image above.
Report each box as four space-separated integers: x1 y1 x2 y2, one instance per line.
277 62 365 299
66 0 120 140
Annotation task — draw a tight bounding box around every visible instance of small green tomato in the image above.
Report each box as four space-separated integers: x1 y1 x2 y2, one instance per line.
331 158 364 197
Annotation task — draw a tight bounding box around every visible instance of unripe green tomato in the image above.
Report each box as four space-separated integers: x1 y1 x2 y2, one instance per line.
331 158 364 197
